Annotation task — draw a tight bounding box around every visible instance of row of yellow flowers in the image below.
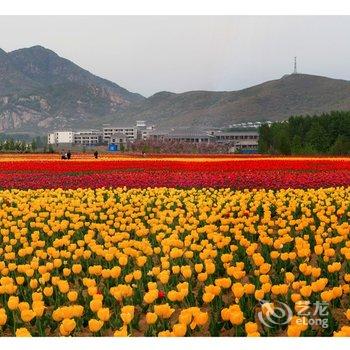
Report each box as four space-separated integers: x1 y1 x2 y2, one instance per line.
0 186 349 336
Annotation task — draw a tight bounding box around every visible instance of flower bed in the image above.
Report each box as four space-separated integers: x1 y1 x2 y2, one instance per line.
0 155 349 189
0 187 349 337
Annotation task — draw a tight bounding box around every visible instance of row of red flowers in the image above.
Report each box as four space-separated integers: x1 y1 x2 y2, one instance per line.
0 170 349 189
1 158 350 173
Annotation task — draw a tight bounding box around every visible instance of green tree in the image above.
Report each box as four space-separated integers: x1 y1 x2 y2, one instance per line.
291 135 303 154
6 139 15 151
329 135 350 155
278 131 292 155
305 122 330 153
258 124 271 153
31 139 37 152
259 111 350 155
302 143 318 155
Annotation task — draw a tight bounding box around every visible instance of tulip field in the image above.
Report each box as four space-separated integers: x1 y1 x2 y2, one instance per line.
0 154 349 189
0 154 349 337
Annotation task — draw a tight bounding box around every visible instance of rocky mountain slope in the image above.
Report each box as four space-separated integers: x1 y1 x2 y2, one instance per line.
106 73 350 128
0 46 144 132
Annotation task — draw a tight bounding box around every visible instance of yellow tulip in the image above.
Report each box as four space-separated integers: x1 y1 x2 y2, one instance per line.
15 327 31 337
114 325 128 337
287 325 302 337
172 323 187 337
229 310 244 325
61 318 76 334
20 309 36 323
97 308 111 322
179 311 192 325
90 299 102 312
72 264 82 274
146 312 158 325
121 312 133 325
202 292 215 303
43 287 53 297
194 312 208 326
245 322 258 334
88 319 104 333
67 291 78 302
0 309 7 326
8 296 19 310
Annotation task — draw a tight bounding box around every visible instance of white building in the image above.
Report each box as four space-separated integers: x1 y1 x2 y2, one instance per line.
212 130 259 143
136 120 146 128
48 133 55 145
149 130 214 143
73 131 103 146
103 126 137 142
230 139 259 152
47 131 74 145
135 120 155 140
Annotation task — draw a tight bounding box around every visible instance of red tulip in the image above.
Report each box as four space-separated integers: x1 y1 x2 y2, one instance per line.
0 157 349 190
158 291 165 299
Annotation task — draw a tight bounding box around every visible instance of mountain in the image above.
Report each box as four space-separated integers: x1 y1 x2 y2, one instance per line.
0 46 144 132
0 48 39 95
1 46 350 133
105 73 350 128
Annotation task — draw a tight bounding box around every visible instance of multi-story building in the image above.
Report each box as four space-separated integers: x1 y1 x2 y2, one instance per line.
135 120 155 140
149 129 214 143
148 129 259 149
136 120 146 128
228 121 273 129
148 130 170 141
73 131 103 146
47 133 55 145
212 130 259 151
211 130 259 143
166 131 214 143
103 121 155 142
103 126 137 143
230 139 259 152
47 131 74 145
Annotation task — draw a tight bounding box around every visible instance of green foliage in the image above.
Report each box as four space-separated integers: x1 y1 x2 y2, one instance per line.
305 121 330 153
31 139 37 151
259 111 350 155
0 135 48 153
258 124 271 153
291 135 303 154
329 135 350 155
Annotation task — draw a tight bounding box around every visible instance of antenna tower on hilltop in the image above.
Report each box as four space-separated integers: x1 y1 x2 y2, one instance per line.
293 56 297 74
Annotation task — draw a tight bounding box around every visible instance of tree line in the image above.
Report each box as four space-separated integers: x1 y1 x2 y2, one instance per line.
258 111 350 155
0 136 52 152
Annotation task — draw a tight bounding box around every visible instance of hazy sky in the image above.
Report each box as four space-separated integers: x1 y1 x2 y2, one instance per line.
1 16 350 97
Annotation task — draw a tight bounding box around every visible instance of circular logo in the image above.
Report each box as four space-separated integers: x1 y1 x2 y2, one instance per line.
257 299 293 328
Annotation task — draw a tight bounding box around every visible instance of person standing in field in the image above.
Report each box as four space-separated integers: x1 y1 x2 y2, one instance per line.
94 150 98 159
67 150 71 160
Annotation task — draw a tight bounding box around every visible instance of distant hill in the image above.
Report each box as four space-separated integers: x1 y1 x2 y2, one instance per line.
105 73 350 128
0 46 144 132
1 45 350 133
